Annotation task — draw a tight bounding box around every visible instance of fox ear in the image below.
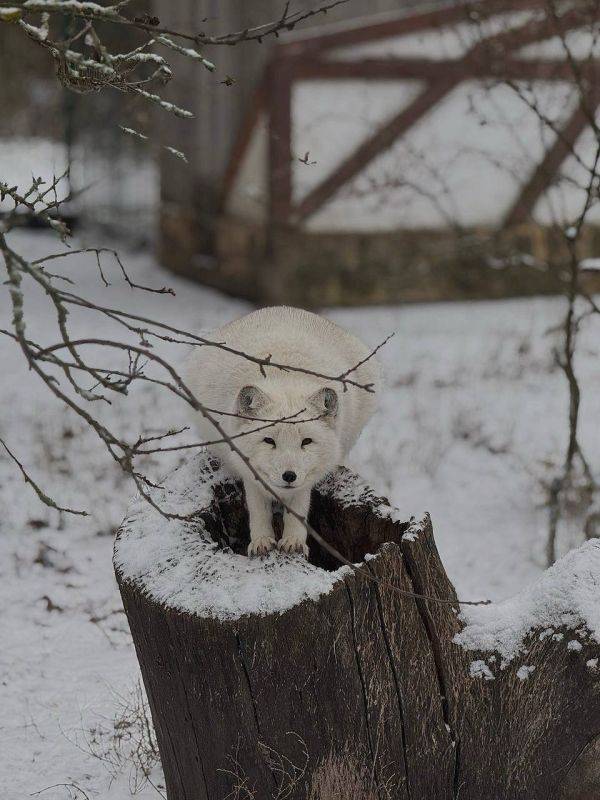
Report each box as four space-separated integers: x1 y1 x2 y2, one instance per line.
309 387 338 421
236 385 268 417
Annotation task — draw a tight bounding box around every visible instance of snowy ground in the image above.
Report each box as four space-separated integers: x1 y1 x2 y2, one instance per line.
1 229 599 800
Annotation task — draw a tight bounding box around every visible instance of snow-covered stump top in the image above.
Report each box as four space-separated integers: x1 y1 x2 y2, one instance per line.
113 449 412 620
115 449 600 649
457 538 600 665
114 452 600 800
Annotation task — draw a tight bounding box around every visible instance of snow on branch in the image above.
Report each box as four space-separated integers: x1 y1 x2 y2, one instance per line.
1 0 350 130
6 0 351 46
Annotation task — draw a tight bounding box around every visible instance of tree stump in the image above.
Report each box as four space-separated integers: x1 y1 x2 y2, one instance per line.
114 451 600 800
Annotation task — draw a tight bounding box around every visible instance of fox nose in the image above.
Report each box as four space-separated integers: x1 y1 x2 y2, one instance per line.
282 470 297 484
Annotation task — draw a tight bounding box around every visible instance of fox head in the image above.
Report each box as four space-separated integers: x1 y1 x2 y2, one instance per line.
233 383 342 494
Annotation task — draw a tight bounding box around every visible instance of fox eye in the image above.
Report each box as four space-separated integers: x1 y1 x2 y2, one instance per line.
263 437 276 447
301 438 313 447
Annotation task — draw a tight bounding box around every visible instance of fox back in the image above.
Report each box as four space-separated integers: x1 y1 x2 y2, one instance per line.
185 306 381 485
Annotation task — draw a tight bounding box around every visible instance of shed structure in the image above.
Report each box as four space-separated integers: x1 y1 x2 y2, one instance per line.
158 0 600 305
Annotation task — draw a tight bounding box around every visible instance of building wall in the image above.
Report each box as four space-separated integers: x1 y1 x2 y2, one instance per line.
151 2 600 307
152 0 429 262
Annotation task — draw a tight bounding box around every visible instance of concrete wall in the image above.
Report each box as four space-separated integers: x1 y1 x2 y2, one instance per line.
159 211 600 307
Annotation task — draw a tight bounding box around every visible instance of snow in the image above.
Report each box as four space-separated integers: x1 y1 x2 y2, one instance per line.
516 664 535 680
455 540 600 660
2 225 600 797
154 34 215 71
581 258 600 272
0 7 21 21
135 89 194 119
0 139 69 209
22 1 119 17
469 659 495 680
0 230 245 800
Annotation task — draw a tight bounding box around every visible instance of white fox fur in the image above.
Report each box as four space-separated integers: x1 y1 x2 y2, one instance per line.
185 306 381 557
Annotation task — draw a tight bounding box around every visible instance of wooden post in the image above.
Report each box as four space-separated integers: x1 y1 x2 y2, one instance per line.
114 452 600 800
267 54 293 226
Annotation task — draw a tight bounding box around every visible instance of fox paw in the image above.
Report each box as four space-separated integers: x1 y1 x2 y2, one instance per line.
247 536 276 557
277 534 309 558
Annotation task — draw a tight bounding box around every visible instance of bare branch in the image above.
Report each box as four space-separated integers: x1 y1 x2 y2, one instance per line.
0 437 88 516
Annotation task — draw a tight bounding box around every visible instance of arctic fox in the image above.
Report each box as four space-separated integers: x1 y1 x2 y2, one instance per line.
185 306 380 557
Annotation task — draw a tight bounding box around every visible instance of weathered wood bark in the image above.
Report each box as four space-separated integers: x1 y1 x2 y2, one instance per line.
114 455 600 800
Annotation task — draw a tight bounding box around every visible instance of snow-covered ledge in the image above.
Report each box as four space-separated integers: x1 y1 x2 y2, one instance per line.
114 450 600 800
457 539 600 666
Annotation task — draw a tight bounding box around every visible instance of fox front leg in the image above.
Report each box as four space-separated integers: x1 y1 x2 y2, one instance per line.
245 481 276 557
278 489 310 558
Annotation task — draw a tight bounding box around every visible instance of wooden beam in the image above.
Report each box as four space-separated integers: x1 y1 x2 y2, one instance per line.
221 81 266 209
291 57 600 83
222 51 597 216
288 1 588 82
470 3 584 57
290 7 588 223
277 0 546 58
293 57 460 81
499 58 600 82
267 58 293 224
504 96 600 227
